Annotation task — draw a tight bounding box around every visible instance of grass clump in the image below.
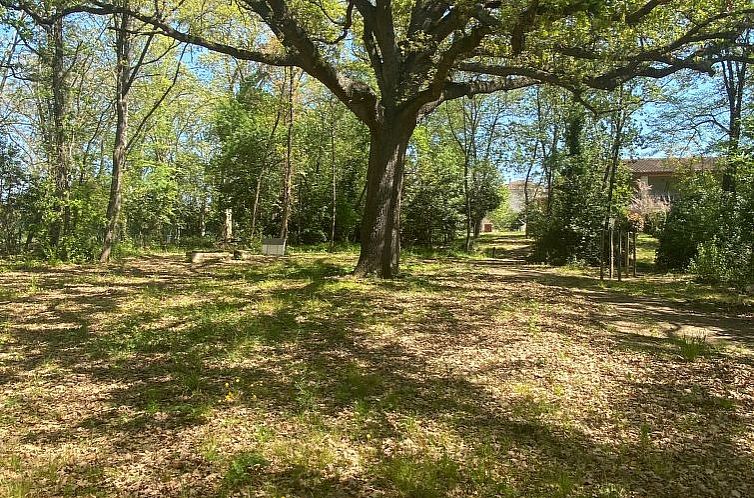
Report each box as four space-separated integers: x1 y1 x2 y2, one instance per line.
674 334 714 362
380 453 462 498
222 450 269 489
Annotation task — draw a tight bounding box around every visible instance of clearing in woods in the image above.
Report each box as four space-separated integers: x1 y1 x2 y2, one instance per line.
1 233 753 497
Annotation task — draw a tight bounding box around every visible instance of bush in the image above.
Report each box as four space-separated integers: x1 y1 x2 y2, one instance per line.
643 210 667 237
656 170 721 271
657 155 754 287
531 154 631 265
179 235 217 250
690 237 752 289
629 179 669 236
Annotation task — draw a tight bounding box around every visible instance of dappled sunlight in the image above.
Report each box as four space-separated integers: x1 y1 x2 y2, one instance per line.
1 252 753 496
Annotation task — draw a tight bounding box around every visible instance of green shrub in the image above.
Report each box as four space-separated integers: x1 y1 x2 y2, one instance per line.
657 155 754 288
690 236 753 288
643 210 667 237
531 154 631 265
179 235 216 250
656 170 721 271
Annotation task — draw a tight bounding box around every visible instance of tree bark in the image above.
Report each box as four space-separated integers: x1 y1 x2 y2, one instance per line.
100 11 131 263
721 54 746 194
463 155 472 251
354 116 416 278
48 16 70 254
329 115 337 251
523 158 533 237
250 170 263 239
199 194 207 237
279 67 295 239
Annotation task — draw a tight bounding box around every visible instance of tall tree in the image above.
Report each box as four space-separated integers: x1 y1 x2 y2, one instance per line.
446 95 505 250
279 66 298 240
5 0 753 275
99 21 182 261
47 14 70 253
99 5 135 262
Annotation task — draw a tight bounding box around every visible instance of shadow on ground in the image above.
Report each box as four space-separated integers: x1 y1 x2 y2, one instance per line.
0 250 752 497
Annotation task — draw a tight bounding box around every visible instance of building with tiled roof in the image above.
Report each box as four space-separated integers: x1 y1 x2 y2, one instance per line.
625 157 716 201
508 179 547 213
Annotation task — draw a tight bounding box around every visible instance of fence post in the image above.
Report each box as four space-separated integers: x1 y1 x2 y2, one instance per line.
617 228 622 282
632 231 637 277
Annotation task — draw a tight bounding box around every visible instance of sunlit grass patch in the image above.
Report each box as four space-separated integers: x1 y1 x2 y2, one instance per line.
379 452 462 498
0 249 752 497
673 334 715 362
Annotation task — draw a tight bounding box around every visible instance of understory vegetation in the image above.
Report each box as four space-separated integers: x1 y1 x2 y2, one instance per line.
657 158 754 288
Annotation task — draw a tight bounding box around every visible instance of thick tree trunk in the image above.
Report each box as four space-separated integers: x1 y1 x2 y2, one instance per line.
354 117 415 278
100 12 131 263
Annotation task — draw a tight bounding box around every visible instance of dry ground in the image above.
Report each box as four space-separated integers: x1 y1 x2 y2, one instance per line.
1 234 753 497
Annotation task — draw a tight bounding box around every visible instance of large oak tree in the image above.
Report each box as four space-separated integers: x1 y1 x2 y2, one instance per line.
5 0 752 276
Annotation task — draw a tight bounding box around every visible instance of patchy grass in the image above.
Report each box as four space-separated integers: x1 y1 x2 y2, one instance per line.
674 334 716 362
0 245 753 497
635 233 659 271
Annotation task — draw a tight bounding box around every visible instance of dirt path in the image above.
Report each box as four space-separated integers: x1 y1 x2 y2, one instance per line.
475 232 754 347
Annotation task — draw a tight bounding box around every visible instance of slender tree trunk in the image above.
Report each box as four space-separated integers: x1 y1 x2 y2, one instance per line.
199 194 207 237
48 16 70 254
250 170 263 239
544 125 558 216
463 155 472 252
721 56 746 194
523 160 533 237
279 67 295 239
329 119 337 251
474 217 482 238
354 116 416 278
100 11 131 263
601 87 626 273
25 230 34 252
251 77 285 240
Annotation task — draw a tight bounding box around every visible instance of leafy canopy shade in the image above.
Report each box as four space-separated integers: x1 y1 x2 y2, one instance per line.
6 0 752 275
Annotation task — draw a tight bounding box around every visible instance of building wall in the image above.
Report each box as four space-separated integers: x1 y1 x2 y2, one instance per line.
635 174 677 201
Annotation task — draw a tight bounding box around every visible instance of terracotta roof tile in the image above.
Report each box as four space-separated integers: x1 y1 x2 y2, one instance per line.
625 157 716 174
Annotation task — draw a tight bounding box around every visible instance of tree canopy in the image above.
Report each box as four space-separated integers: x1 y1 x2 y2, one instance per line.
1 0 753 275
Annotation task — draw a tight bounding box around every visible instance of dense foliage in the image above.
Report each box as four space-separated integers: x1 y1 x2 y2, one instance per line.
523 96 635 265
657 155 754 287
0 0 751 279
